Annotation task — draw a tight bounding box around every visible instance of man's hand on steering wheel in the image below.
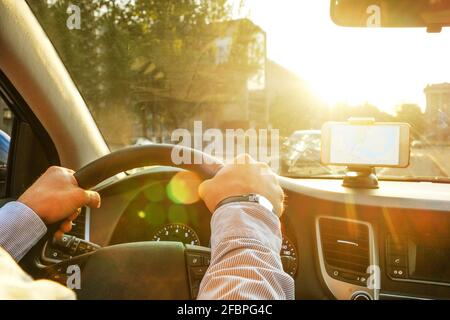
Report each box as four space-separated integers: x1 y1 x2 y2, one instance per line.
199 154 284 217
18 166 101 238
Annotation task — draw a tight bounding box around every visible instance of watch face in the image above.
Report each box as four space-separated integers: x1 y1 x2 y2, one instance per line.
258 195 274 212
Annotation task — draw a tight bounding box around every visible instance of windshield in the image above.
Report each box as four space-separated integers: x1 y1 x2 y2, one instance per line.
28 1 450 181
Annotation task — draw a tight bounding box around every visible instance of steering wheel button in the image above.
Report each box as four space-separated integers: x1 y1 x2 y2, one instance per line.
191 266 207 279
53 234 74 248
187 254 202 266
203 256 211 266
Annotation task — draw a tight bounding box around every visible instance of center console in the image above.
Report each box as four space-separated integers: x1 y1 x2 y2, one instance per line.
386 233 450 286
315 208 450 300
380 209 450 300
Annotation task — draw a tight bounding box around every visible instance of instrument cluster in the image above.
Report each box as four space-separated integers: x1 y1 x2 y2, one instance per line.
111 182 298 278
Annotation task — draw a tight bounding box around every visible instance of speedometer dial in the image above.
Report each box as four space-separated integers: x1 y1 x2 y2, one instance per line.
280 236 298 277
152 223 200 246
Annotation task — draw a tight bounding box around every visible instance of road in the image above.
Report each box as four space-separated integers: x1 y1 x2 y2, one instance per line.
285 146 450 178
379 146 450 178
424 145 450 176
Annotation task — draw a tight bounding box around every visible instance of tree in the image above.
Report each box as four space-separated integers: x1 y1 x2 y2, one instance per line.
395 103 425 139
28 0 253 146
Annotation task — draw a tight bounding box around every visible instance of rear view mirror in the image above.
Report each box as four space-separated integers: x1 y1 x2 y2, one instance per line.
330 0 450 32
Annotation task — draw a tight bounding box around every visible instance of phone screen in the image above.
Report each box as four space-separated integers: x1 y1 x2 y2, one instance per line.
329 124 400 166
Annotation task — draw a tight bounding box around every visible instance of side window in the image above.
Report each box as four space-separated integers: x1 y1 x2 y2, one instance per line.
0 97 13 196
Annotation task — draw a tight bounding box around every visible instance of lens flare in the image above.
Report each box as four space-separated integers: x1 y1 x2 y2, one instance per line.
144 202 166 227
143 181 166 202
137 210 146 219
166 171 202 204
168 204 189 224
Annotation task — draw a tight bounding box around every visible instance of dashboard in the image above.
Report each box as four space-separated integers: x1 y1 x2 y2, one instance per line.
39 167 450 300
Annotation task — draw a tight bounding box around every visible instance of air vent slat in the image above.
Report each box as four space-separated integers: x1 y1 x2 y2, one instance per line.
321 237 369 247
319 218 370 275
321 228 370 239
323 248 370 262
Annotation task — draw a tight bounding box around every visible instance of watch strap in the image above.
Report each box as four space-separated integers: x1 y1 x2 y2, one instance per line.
215 194 276 215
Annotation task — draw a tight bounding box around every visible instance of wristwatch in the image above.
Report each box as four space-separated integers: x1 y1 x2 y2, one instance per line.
215 194 277 216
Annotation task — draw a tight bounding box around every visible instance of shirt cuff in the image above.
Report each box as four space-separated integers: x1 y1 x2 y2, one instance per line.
0 201 47 261
210 202 282 254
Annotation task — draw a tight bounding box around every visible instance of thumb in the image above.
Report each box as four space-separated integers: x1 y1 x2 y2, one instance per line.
84 190 101 209
198 179 211 201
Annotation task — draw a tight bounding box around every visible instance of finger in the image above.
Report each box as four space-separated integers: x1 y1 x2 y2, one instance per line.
84 190 101 208
68 208 81 221
277 186 285 203
278 202 284 217
277 186 285 217
59 220 73 233
233 153 255 165
258 164 275 176
198 179 211 200
54 230 65 240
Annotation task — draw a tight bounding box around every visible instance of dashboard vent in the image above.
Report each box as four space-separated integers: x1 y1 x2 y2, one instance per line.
319 218 370 274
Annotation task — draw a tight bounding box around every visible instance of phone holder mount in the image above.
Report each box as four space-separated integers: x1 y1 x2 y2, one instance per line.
342 166 379 189
341 117 379 189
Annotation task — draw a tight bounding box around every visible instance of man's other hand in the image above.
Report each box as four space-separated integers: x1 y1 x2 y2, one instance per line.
18 166 101 233
198 154 284 217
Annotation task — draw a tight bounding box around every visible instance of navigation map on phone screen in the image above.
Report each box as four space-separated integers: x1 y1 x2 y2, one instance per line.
330 124 400 166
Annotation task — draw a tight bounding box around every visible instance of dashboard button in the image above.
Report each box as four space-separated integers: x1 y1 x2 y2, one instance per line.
389 267 408 279
389 255 407 267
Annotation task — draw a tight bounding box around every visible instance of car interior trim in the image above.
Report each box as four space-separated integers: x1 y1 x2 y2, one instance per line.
0 0 109 169
281 177 450 212
379 293 431 300
85 207 91 242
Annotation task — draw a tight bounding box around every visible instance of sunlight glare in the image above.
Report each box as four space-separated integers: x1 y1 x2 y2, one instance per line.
233 0 450 112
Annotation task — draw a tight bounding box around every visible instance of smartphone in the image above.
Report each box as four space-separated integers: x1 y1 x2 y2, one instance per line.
321 122 410 168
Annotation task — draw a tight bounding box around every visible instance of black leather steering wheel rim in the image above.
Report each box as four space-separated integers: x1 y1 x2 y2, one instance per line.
74 143 224 189
70 144 223 299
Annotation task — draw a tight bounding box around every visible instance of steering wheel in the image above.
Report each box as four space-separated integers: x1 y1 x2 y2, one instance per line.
68 144 223 299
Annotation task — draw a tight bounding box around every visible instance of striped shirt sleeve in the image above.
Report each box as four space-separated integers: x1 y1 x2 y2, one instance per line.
0 201 47 261
197 202 295 300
